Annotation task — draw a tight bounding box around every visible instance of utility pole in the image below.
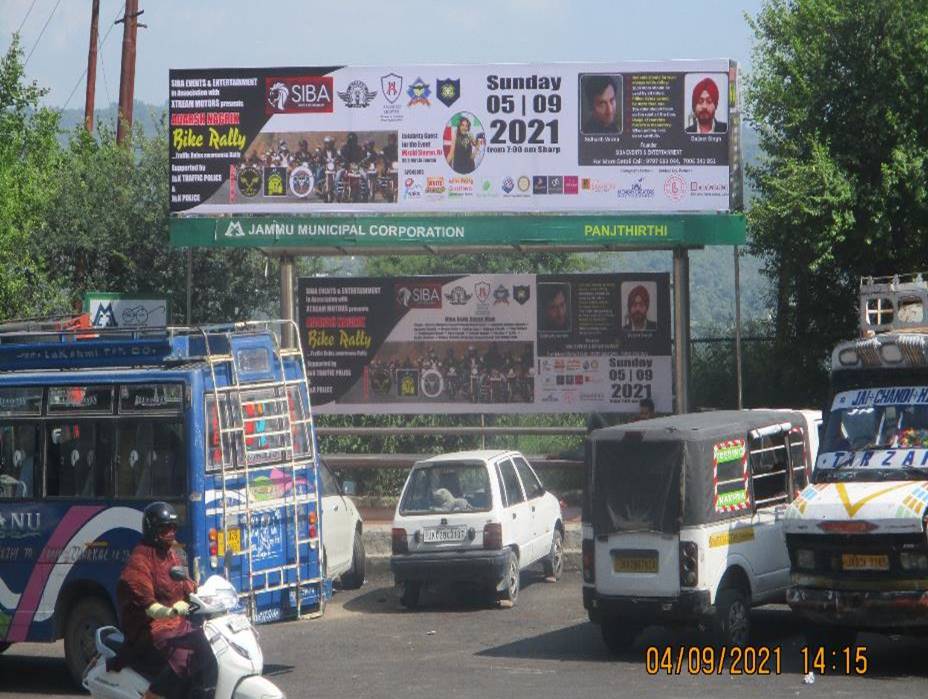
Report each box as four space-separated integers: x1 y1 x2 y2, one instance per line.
116 0 142 145
83 0 100 133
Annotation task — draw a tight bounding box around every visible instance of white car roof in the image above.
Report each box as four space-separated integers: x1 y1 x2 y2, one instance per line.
417 449 520 464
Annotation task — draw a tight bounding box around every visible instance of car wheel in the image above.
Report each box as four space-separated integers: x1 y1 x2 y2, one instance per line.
64 597 116 687
542 529 564 581
712 587 751 647
498 549 520 606
339 529 366 590
400 581 422 609
600 617 640 654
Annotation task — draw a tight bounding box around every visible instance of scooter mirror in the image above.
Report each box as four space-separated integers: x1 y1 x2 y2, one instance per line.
169 565 190 582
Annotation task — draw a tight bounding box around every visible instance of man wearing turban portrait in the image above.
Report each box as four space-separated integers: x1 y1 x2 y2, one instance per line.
623 285 657 332
685 77 727 134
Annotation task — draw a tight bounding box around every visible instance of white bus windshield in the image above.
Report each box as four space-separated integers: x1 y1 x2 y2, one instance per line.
818 386 928 480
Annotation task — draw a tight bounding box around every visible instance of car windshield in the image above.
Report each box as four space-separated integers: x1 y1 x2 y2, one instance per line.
816 386 928 482
399 461 492 515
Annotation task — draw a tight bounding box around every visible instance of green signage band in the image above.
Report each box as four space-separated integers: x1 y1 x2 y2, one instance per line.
169 213 745 251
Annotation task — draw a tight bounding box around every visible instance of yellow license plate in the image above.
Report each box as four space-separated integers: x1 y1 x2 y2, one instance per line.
841 553 888 571
217 528 241 555
613 556 658 574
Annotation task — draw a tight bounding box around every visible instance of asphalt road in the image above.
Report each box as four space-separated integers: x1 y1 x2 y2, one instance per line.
3 570 928 698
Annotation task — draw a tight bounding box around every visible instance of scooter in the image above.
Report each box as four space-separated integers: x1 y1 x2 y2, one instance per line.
83 573 283 699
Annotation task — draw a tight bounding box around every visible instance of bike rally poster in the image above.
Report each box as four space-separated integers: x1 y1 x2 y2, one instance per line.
298 273 672 415
168 61 740 216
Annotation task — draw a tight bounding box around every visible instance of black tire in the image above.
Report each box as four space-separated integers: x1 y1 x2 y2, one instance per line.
498 549 520 606
0 642 10 654
400 581 422 609
600 617 641 655
64 596 116 687
542 529 564 581
712 587 751 647
340 529 366 590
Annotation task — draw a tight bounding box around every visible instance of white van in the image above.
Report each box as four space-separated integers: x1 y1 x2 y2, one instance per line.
582 410 820 651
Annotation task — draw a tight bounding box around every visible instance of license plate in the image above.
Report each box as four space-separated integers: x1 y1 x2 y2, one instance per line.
423 526 467 543
841 553 889 571
217 528 241 555
613 555 659 574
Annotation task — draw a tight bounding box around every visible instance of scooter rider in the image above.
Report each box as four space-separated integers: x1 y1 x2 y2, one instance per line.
115 502 216 699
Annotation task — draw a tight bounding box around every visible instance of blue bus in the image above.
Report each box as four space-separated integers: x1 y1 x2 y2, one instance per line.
0 320 325 684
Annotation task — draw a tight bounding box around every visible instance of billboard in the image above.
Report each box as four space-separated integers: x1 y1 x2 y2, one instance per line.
298 274 671 415
169 61 740 216
83 293 169 328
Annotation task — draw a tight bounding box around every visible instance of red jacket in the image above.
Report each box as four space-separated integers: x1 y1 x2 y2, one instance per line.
116 542 195 647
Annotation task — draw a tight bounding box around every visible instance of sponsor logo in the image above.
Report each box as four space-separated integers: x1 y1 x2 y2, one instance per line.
664 175 687 201
237 165 262 197
381 73 403 104
690 181 729 196
289 165 315 198
493 284 510 304
370 367 392 396
264 167 288 196
564 175 579 194
436 78 461 107
224 221 246 238
397 369 419 396
532 176 548 194
518 176 531 192
403 176 423 198
482 179 492 192
265 76 333 114
425 176 446 194
582 178 617 193
617 176 656 199
337 79 378 108
513 285 530 305
474 282 491 304
395 282 443 310
420 368 444 398
448 176 474 196
407 77 431 107
445 286 473 305
501 177 515 194
548 175 563 194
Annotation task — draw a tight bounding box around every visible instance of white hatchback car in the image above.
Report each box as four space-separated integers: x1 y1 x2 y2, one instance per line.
319 460 365 589
390 450 563 608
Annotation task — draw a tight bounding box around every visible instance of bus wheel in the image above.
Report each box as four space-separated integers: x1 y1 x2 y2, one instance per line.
64 597 115 686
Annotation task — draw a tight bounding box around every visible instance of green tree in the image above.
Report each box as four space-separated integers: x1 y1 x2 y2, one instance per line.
0 35 64 319
746 0 928 404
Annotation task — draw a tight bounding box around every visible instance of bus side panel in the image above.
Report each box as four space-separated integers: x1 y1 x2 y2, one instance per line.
0 501 143 643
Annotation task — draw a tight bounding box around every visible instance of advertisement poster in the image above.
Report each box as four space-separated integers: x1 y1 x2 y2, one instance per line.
169 61 739 216
298 273 671 415
83 293 169 328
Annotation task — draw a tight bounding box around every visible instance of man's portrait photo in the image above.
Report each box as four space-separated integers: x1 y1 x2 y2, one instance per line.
539 282 571 332
621 282 658 332
579 74 622 135
685 74 728 134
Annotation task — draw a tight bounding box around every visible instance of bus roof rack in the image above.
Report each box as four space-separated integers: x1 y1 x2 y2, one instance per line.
859 273 928 336
0 319 298 373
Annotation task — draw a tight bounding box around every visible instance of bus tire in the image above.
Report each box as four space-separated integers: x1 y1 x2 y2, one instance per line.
340 529 366 590
64 597 115 687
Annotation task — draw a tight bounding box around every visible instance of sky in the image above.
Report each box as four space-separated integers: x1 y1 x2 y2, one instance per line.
2 0 766 109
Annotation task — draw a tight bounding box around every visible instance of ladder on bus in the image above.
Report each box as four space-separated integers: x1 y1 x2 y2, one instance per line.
201 320 325 620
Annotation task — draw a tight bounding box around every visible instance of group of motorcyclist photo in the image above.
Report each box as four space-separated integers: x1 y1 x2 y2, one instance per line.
366 343 535 403
238 131 399 203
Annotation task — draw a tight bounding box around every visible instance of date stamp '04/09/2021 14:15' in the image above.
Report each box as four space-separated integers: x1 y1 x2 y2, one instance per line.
644 645 870 676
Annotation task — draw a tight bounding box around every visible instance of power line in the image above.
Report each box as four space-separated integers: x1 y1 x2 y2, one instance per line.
16 0 40 34
61 3 123 112
24 0 62 66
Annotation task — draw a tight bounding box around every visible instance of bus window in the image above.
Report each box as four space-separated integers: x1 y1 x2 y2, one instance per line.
116 421 186 498
0 422 40 498
45 422 113 498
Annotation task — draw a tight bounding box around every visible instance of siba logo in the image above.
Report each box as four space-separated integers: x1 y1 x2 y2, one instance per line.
265 76 334 114
395 282 443 310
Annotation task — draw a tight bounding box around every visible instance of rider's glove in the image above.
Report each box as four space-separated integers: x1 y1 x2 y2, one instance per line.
171 600 190 616
146 603 175 620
